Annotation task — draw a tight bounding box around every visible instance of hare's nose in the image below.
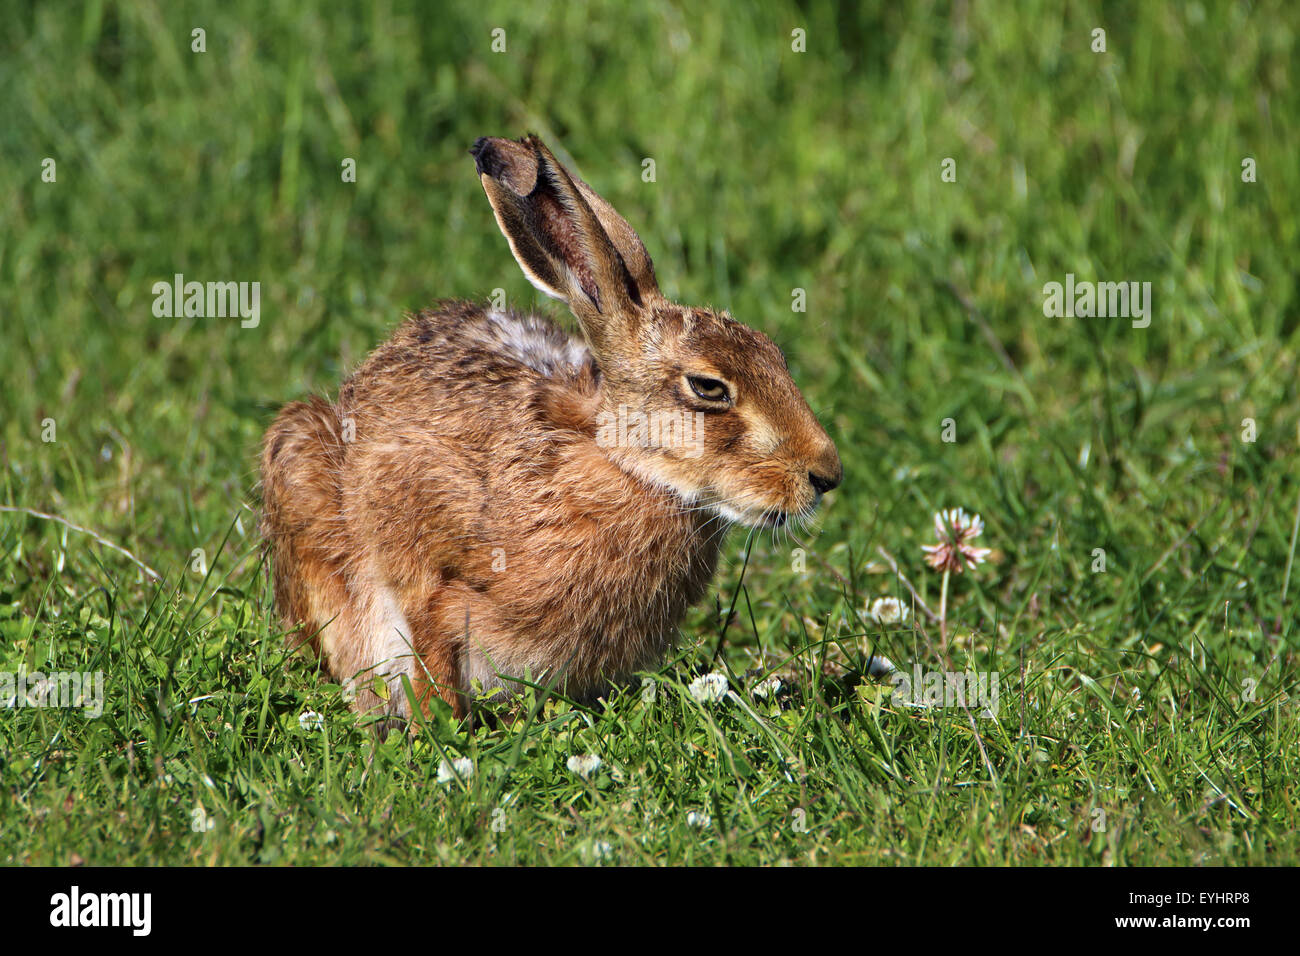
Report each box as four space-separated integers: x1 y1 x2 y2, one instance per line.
809 470 840 495
808 442 843 495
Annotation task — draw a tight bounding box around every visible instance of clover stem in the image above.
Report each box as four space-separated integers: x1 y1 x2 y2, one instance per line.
939 567 951 659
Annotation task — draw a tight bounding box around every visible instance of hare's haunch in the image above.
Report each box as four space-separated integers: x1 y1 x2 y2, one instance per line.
260 135 841 718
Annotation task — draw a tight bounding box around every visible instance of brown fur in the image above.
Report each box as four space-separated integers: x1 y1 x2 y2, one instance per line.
259 135 841 719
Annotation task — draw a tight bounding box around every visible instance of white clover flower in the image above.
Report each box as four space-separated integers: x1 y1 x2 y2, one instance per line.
298 710 325 732
688 672 729 703
868 597 909 625
922 508 992 574
752 676 783 699
686 811 711 828
437 757 475 784
567 754 602 779
866 655 897 679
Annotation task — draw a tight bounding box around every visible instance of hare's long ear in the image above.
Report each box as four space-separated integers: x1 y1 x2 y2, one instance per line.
568 171 660 305
470 135 660 353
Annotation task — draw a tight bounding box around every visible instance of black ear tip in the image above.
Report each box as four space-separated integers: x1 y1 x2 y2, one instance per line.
469 137 499 176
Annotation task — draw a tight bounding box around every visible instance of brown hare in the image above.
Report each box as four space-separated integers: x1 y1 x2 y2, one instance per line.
259 134 841 719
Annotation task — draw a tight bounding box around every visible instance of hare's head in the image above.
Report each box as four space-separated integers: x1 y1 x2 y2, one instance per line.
471 135 841 528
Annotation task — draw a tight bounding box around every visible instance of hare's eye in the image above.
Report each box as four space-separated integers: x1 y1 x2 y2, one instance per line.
686 375 731 404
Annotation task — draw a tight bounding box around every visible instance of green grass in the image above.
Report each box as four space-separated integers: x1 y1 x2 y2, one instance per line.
2 0 1298 865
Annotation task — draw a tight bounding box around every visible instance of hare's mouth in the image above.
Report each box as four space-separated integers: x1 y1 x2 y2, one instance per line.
712 500 791 529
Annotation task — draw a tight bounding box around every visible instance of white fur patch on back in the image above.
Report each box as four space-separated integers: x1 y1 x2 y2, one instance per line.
483 309 589 377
